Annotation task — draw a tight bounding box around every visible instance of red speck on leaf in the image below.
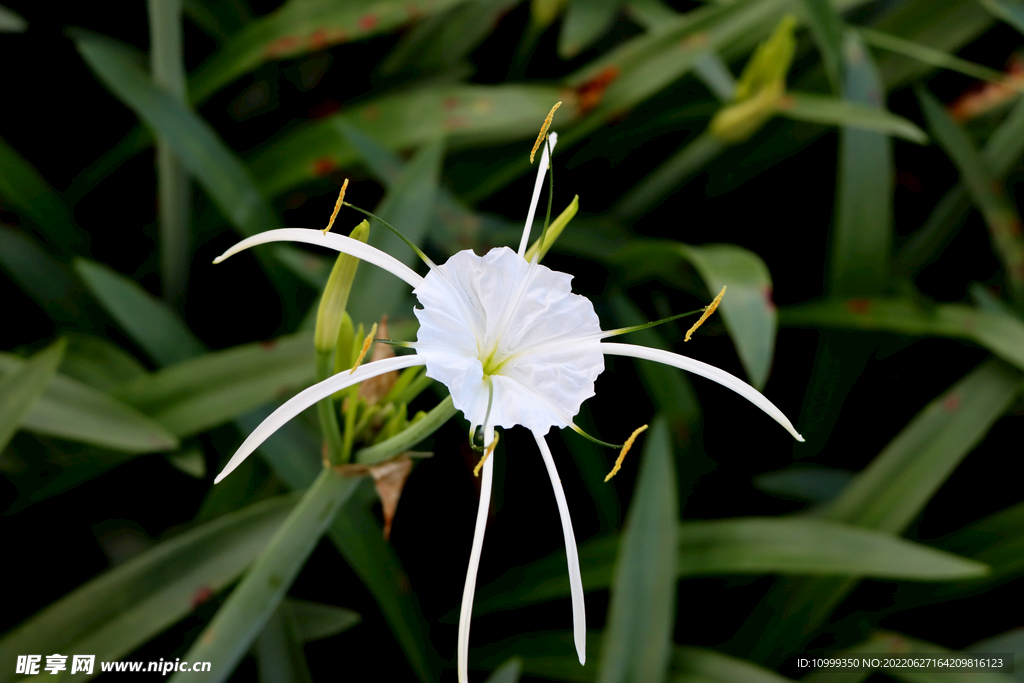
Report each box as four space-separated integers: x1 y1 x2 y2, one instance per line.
264 35 299 58
312 157 337 176
942 393 960 413
191 586 215 608
443 96 460 110
260 340 278 351
575 66 620 115
309 98 341 119
846 299 872 314
896 172 922 193
309 28 329 50
762 285 776 312
444 115 469 131
362 105 380 121
358 13 378 31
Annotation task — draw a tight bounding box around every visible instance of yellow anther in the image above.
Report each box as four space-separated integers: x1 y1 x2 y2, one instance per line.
349 321 378 374
322 178 349 235
685 286 726 342
604 424 648 482
530 101 562 163
473 431 500 477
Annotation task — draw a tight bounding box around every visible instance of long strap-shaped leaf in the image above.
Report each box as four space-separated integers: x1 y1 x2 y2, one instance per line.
0 339 66 453
0 494 299 683
466 515 989 616
734 359 1023 663
170 468 360 683
597 418 678 683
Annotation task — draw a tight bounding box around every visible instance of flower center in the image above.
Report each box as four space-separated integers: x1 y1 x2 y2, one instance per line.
412 246 605 433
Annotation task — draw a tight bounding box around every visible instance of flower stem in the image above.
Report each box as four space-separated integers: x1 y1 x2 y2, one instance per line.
316 351 345 464
169 467 360 683
355 395 457 465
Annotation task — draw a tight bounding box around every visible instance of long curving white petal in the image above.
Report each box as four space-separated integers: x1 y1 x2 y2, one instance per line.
601 342 804 442
213 228 425 289
517 132 559 258
457 434 495 683
214 355 425 483
534 430 587 665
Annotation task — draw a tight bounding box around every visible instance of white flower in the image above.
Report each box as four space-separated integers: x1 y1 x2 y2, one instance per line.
211 132 803 682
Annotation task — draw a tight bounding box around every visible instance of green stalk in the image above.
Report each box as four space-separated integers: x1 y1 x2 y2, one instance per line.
170 468 360 683
355 395 457 465
146 0 190 304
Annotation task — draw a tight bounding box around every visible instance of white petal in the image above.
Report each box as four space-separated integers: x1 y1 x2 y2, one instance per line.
457 432 495 683
214 355 425 483
213 228 424 289
601 342 804 441
414 247 603 433
534 430 586 665
517 132 558 258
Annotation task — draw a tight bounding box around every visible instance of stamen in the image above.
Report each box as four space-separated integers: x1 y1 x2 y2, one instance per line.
685 286 726 342
349 322 378 374
602 307 707 339
569 423 621 450
342 201 438 270
322 178 349 235
473 431 500 477
530 101 562 163
604 424 649 482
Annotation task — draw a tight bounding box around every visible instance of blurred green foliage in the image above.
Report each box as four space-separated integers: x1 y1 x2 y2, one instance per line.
2 0 1024 681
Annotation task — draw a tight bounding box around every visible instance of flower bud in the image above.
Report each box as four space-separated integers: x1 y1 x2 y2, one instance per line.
314 220 370 354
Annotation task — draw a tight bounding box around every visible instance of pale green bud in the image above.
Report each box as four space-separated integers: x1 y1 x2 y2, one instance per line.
314 220 369 353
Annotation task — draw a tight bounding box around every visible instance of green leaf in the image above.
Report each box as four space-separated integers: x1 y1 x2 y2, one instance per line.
236 422 438 683
287 599 361 643
166 447 207 479
672 647 798 683
59 333 148 392
831 31 893 295
0 227 85 324
379 0 518 76
0 493 299 683
112 333 315 438
251 83 563 199
469 516 989 615
798 0 845 92
916 86 1024 306
148 0 191 303
74 258 205 366
597 418 678 683
0 352 179 454
169 469 360 683
753 466 853 503
0 137 87 252
182 0 251 41
253 604 314 683
559 0 622 58
347 139 443 325
325 480 438 683
776 92 928 143
615 240 778 390
780 298 1024 372
857 27 1009 83
484 657 524 683
978 0 1024 35
73 32 279 238
0 340 66 453
0 4 27 31
736 359 1022 663
472 635 797 683
614 133 725 217
188 0 468 103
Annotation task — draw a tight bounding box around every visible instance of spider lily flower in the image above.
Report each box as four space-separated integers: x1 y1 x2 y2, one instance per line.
211 131 803 682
